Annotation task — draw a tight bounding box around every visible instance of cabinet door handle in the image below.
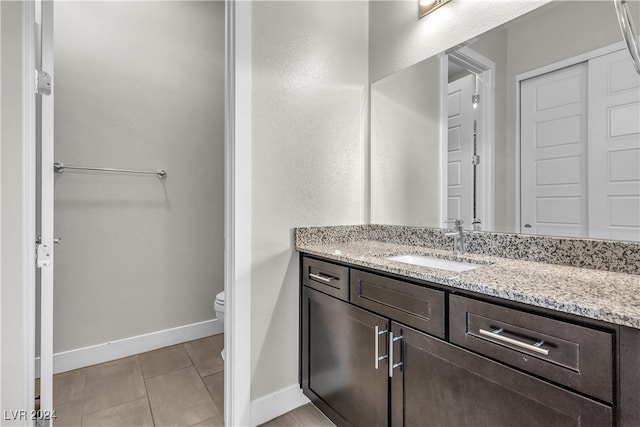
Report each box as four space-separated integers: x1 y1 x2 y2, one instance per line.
309 273 335 284
388 332 403 377
479 328 549 356
374 326 388 370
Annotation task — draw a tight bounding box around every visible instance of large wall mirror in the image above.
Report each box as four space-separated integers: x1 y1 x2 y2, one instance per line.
371 0 640 242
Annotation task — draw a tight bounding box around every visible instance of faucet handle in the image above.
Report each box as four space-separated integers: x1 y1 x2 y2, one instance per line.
444 218 464 227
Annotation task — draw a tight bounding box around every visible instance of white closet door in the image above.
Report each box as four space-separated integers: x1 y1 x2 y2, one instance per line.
447 74 474 226
520 63 588 237
588 49 640 241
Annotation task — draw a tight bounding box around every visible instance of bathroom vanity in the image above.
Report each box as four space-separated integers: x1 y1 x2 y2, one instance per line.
296 226 640 427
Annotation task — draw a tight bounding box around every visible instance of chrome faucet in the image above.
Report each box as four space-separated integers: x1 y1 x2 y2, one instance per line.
444 218 465 255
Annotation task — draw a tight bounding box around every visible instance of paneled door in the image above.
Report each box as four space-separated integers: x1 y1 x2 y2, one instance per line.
588 49 640 241
447 74 475 226
520 62 588 237
521 47 640 240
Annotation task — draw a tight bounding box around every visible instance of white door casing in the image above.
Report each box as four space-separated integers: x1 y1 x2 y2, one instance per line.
447 74 475 226
520 62 589 237
445 47 495 231
588 48 640 241
37 0 55 420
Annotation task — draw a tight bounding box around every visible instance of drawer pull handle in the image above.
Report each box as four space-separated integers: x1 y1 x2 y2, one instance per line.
388 332 403 377
309 273 336 284
479 328 549 356
374 326 388 370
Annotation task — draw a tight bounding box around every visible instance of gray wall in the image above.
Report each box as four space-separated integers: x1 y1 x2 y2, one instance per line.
53 1 224 353
251 1 368 400
1 1 28 421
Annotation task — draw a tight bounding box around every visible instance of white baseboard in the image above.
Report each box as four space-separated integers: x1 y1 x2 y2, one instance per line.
35 318 223 377
250 384 310 427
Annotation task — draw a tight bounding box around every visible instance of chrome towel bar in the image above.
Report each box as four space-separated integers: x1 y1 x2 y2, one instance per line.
53 162 167 179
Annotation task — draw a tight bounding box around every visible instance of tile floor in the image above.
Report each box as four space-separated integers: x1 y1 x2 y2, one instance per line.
259 404 335 427
47 334 331 427
51 335 224 426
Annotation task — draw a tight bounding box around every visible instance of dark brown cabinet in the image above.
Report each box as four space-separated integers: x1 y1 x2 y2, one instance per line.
299 255 629 427
301 286 389 427
391 322 612 427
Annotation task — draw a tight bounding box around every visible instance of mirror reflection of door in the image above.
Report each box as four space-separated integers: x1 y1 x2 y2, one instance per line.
447 73 475 228
519 45 640 241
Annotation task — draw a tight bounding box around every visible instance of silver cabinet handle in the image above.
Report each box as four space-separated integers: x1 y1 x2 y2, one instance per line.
374 326 388 370
388 332 403 377
479 328 549 356
309 273 335 284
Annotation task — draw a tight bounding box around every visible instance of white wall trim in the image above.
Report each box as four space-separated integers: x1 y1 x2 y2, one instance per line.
225 0 252 426
250 384 310 427
34 319 222 377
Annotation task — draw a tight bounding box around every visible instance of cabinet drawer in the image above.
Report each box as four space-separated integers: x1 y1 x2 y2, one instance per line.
351 270 445 338
450 295 614 402
302 257 349 301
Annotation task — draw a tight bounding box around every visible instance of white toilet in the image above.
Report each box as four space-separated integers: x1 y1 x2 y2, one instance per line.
214 291 225 360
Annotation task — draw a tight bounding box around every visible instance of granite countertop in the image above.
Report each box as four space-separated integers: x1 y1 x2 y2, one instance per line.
296 239 640 329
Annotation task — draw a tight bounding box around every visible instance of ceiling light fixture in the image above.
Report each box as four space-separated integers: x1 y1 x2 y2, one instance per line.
419 0 451 18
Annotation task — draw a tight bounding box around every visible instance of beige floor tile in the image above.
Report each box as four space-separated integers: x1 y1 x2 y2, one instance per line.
83 356 147 415
54 368 87 406
189 411 224 427
259 413 301 427
146 366 219 426
184 335 224 377
202 371 224 409
53 399 84 427
290 404 335 427
82 397 153 427
140 344 194 379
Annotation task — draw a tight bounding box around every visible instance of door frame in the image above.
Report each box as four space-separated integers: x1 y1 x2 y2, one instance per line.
18 1 254 424
18 0 38 418
442 47 495 230
225 0 252 425
515 38 633 233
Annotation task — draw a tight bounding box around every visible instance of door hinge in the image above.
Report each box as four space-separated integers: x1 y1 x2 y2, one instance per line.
36 243 52 268
472 94 480 106
472 155 480 165
35 68 52 95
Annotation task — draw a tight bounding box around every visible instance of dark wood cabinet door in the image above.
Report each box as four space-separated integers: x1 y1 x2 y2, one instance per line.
391 323 612 427
302 286 389 427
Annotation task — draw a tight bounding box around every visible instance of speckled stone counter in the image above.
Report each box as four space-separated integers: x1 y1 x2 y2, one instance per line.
295 225 640 329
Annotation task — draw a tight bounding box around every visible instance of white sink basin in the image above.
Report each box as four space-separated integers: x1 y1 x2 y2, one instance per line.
386 254 484 272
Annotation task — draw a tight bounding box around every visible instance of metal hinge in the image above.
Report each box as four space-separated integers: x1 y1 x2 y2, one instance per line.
36 241 52 268
472 155 480 165
35 69 52 95
472 94 480 106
